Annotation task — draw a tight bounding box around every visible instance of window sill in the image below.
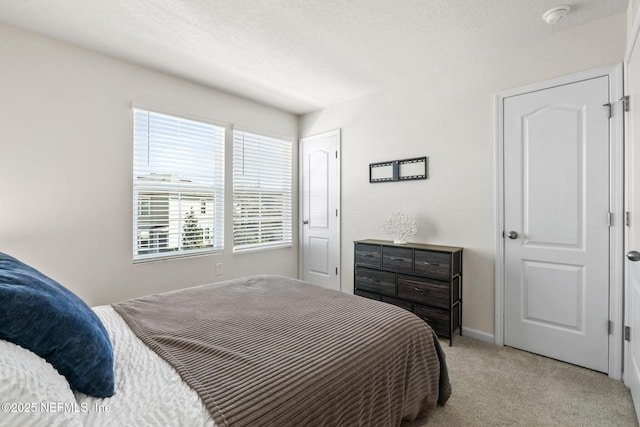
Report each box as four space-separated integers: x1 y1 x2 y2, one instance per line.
133 248 223 264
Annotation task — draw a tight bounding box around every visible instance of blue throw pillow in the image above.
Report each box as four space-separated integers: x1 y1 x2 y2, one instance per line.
0 253 114 397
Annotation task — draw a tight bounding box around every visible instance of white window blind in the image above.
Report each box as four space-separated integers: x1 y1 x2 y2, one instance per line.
233 130 292 252
133 109 225 262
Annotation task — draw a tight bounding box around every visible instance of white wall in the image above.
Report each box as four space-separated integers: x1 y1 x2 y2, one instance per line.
0 23 299 306
299 14 627 337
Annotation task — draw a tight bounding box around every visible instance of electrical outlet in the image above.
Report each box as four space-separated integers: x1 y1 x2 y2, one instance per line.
215 263 223 275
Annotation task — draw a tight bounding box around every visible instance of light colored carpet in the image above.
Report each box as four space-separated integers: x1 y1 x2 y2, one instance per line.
423 335 638 426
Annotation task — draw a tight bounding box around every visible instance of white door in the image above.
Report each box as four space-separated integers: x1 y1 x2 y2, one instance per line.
503 76 611 373
300 130 341 290
625 9 640 417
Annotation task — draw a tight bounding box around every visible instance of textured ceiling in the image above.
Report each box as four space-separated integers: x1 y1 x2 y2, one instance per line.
0 0 629 114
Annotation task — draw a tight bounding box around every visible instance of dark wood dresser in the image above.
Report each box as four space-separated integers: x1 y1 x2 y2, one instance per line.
353 239 463 344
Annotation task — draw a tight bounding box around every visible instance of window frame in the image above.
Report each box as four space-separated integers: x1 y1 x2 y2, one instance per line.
132 108 225 263
232 129 293 253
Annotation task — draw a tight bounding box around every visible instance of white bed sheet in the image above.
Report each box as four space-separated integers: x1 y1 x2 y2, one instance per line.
75 305 215 427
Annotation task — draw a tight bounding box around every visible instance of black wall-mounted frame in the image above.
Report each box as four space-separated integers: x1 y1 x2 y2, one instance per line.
369 156 427 183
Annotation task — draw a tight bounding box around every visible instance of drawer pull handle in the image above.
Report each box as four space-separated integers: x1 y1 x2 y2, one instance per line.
389 257 406 261
413 287 424 293
360 254 373 257
423 262 441 266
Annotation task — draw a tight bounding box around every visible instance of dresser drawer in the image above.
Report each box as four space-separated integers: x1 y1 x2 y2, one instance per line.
382 246 413 273
354 267 396 296
414 250 451 280
414 304 450 337
355 243 382 268
397 275 450 308
381 296 413 311
354 289 381 301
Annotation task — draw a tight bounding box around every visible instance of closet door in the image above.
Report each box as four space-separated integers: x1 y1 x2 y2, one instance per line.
503 75 610 373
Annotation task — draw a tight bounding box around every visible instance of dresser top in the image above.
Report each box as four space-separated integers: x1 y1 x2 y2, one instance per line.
355 239 463 253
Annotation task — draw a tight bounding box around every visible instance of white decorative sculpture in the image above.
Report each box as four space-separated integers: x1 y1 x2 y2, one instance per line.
383 211 417 245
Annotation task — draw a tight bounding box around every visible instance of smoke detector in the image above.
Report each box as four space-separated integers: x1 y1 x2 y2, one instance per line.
542 6 571 24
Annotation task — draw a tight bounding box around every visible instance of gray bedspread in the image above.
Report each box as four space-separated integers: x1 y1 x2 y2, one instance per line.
113 275 450 426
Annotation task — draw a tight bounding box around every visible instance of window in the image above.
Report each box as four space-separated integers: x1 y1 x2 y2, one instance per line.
233 130 292 252
133 109 224 261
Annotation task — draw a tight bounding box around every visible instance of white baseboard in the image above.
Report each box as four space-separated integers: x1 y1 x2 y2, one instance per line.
462 327 495 344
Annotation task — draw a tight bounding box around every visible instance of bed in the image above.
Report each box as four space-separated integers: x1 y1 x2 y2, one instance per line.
0 253 450 426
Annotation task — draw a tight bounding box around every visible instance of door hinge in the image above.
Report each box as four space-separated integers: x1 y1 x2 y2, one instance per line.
627 211 632 227
335 267 338 275
336 151 338 158
608 320 613 334
608 212 613 227
621 95 630 112
603 102 612 119
336 209 339 217
625 326 631 341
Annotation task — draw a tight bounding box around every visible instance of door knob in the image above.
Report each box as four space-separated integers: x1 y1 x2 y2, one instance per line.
302 220 309 225
507 231 519 239
627 251 640 262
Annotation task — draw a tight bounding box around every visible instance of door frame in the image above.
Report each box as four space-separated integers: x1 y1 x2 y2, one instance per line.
625 0 640 403
298 129 342 289
494 64 624 379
